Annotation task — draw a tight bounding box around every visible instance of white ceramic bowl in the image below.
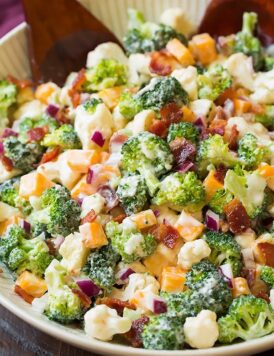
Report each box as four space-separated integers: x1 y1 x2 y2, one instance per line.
0 1 274 355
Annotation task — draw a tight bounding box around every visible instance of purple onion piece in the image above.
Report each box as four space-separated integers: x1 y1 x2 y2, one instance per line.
205 210 220 231
153 209 160 217
194 117 206 131
153 298 167 314
0 142 4 155
1 128 18 138
20 220 31 234
76 279 101 297
91 131 105 147
86 168 94 184
97 185 119 211
176 161 195 173
117 268 135 282
46 104 59 118
219 264 233 288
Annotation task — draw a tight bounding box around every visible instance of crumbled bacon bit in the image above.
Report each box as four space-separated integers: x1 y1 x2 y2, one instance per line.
241 268 256 288
55 107 71 124
96 297 136 316
160 102 183 124
81 209 97 225
224 199 250 233
72 288 91 309
169 138 196 166
149 51 178 76
39 146 60 165
113 214 127 223
208 118 227 136
250 278 270 302
1 155 13 171
70 68 86 93
14 284 34 304
124 316 150 348
45 239 56 256
228 124 239 150
149 119 169 137
7 75 33 89
214 165 228 184
149 223 180 249
256 243 274 267
27 127 48 142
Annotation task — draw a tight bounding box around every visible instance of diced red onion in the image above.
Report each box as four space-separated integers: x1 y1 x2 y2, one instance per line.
46 104 59 118
91 131 105 147
0 142 4 155
205 210 220 231
152 297 167 314
176 161 195 173
86 168 94 184
194 117 206 131
97 185 119 211
241 248 256 269
77 197 84 206
116 267 135 285
76 279 101 297
1 128 18 138
153 210 160 217
219 264 233 288
20 220 31 234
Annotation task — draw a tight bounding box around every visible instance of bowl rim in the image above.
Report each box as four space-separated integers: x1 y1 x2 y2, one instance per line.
0 22 27 46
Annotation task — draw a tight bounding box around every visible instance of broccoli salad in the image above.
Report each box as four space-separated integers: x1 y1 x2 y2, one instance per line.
0 8 274 351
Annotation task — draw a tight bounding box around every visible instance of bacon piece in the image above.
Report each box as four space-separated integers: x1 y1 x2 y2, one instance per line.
149 51 178 76
72 288 91 309
14 284 34 304
160 102 183 123
96 297 136 316
250 279 270 302
1 155 13 171
55 107 71 124
113 214 127 223
81 209 97 225
97 185 119 212
169 138 196 166
208 118 227 136
149 223 180 249
256 243 274 267
7 75 33 89
149 119 169 137
27 127 48 142
124 316 150 348
70 68 86 93
241 268 256 289
228 124 239 150
39 146 60 165
214 165 228 184
46 239 57 256
224 199 250 234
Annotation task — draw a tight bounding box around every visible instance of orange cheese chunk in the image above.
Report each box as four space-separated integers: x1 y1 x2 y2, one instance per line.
79 221 108 249
232 277 250 298
71 175 96 198
0 216 21 235
161 266 187 292
35 83 56 104
189 33 217 65
166 38 195 66
16 271 47 298
98 86 124 109
203 170 224 201
234 99 251 115
130 209 157 230
258 164 274 178
175 211 204 241
66 150 101 173
19 172 54 199
182 105 196 123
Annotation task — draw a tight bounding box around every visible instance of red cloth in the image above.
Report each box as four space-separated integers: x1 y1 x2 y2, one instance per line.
0 0 24 38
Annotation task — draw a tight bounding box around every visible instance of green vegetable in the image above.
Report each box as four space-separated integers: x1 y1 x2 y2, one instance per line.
0 225 53 276
167 122 199 144
161 290 198 319
260 265 274 288
208 189 233 214
18 116 59 141
264 56 274 71
42 124 81 149
198 64 232 101
238 133 269 169
105 220 156 263
118 91 142 120
85 59 128 92
204 230 242 275
254 105 274 130
0 79 17 123
218 295 274 343
83 98 103 114
116 174 148 215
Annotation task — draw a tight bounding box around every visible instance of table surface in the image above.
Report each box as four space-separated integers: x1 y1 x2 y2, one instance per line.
0 304 273 356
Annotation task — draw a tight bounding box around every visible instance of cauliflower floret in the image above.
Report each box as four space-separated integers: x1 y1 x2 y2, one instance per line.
251 69 274 104
59 232 90 275
190 99 213 119
0 201 21 222
160 8 196 37
128 53 151 85
122 273 160 301
171 66 198 100
184 310 219 349
224 53 254 91
177 239 211 269
86 42 128 68
75 102 114 150
12 100 45 129
126 110 155 134
112 106 128 131
0 160 21 184
235 229 256 249
84 304 131 341
81 193 106 218
130 289 166 313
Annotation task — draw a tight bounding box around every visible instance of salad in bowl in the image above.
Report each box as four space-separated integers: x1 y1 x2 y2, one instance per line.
0 7 274 351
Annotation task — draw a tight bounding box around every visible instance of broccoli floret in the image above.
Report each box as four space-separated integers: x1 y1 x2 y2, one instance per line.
18 116 59 138
224 169 267 218
198 64 232 101
83 98 103 114
167 122 199 144
116 174 148 215
264 56 274 71
208 189 233 215
118 91 142 120
3 136 44 172
204 230 242 275
185 260 233 315
120 132 173 194
218 295 274 343
83 243 120 292
153 172 205 211
234 12 264 70
0 79 17 123
0 177 32 215
29 185 81 237
196 134 238 176
238 133 269 169
141 314 184 350
260 266 274 288
42 124 81 150
134 77 189 112
105 220 156 263
31 222 51 239
254 105 274 130
84 59 128 92
0 225 53 276
44 260 86 324
123 9 187 54
161 290 198 319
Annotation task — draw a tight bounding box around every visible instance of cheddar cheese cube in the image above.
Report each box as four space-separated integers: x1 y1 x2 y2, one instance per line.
130 209 157 230
19 172 54 199
189 33 217 65
16 271 47 298
161 266 187 292
166 38 195 66
175 211 204 241
80 221 108 249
